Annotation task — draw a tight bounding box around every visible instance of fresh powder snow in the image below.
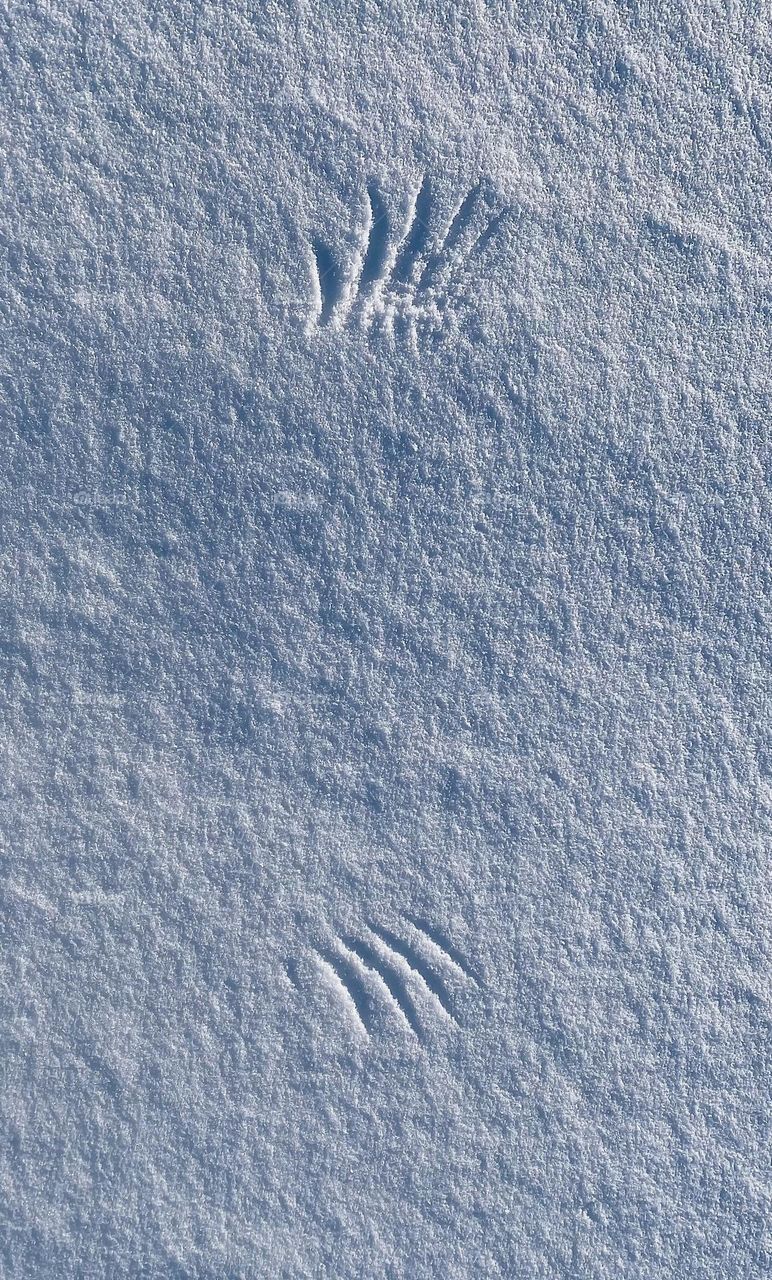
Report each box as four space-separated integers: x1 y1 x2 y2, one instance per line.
1 3 770 1276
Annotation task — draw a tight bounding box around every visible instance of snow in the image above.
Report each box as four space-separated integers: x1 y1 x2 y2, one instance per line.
2 2 771 1276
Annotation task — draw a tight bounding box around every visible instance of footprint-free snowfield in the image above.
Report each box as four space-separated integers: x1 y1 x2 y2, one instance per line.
2 3 771 1278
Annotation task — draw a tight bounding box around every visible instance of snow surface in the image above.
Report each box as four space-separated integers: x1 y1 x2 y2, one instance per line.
2 2 771 1276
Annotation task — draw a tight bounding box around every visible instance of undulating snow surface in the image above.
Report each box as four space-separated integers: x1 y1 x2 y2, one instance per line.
2 2 771 1276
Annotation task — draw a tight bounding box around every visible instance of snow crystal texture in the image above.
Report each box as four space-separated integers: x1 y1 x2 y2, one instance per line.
2 2 771 1276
